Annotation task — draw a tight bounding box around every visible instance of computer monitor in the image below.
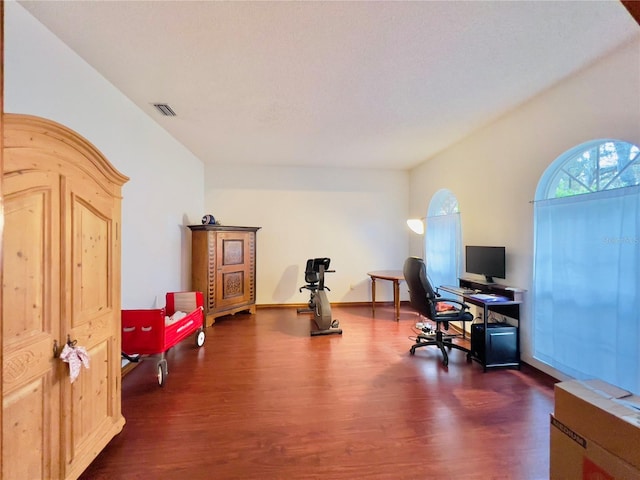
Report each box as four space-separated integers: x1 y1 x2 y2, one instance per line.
465 246 506 283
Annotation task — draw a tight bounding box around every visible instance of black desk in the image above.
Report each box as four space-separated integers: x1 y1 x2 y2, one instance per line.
439 281 522 371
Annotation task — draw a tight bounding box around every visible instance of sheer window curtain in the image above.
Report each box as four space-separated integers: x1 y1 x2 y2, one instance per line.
533 185 640 393
426 213 461 289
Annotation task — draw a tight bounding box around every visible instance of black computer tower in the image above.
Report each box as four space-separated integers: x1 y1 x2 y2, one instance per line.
471 323 518 366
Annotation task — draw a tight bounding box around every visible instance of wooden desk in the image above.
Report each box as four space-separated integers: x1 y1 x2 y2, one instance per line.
367 270 404 321
440 281 523 371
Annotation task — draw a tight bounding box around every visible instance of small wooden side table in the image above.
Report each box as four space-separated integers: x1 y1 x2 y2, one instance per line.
367 270 405 321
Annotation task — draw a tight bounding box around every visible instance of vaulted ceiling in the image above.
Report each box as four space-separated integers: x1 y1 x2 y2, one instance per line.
19 1 640 170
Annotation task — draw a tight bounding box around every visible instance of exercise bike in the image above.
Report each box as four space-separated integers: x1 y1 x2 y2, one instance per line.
297 258 342 336
297 258 330 314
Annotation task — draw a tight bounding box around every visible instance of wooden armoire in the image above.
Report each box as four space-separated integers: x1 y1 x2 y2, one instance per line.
1 114 128 479
188 225 260 327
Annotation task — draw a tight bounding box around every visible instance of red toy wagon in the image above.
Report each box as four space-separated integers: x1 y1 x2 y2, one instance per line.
121 291 206 386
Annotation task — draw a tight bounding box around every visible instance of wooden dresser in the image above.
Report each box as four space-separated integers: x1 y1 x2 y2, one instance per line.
188 225 260 326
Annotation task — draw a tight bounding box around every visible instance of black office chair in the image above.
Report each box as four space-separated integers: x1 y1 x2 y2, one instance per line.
403 256 473 366
297 258 331 314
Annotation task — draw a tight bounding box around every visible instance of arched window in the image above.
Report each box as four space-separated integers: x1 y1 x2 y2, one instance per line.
533 139 640 393
537 140 640 198
425 189 461 289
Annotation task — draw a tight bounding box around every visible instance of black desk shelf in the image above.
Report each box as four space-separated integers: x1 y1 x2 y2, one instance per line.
439 279 524 372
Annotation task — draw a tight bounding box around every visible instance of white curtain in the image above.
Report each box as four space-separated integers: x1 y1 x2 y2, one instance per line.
426 213 461 289
533 185 640 394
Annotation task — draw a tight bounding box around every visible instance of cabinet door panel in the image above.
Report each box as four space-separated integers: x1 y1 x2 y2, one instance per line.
216 232 253 309
65 341 113 469
2 169 61 480
63 174 123 479
3 379 54 479
70 195 112 322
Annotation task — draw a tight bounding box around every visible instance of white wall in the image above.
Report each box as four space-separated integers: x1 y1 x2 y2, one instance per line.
5 1 410 310
204 165 409 304
4 2 206 308
409 38 640 376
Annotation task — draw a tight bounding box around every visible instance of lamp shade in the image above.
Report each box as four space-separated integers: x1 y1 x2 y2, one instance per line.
406 218 424 235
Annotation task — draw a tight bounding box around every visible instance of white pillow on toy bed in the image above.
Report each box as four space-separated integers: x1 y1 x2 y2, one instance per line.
165 311 187 326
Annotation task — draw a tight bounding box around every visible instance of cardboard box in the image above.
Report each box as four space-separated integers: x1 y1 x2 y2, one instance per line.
554 379 640 470
550 414 640 480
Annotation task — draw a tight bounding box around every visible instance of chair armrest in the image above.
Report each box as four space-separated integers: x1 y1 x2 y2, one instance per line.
433 298 470 311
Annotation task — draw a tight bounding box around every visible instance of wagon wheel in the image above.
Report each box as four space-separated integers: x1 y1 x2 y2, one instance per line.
195 329 206 347
157 359 168 386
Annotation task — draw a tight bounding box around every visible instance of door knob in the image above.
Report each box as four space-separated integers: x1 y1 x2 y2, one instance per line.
54 335 78 358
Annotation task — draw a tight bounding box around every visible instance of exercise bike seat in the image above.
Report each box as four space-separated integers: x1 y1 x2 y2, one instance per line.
298 257 331 292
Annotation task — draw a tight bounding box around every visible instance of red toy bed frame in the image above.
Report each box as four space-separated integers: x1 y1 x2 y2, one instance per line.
121 291 206 386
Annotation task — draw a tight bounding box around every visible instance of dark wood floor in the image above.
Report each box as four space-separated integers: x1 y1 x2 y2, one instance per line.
81 305 557 480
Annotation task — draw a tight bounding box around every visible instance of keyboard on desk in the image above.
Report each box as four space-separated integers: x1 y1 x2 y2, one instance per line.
440 285 476 295
468 293 509 302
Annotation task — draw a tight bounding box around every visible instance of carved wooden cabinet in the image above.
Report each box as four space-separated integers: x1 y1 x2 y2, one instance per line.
188 225 260 326
2 114 128 479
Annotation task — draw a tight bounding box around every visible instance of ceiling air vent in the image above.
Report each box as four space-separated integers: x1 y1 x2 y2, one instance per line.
153 103 177 116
